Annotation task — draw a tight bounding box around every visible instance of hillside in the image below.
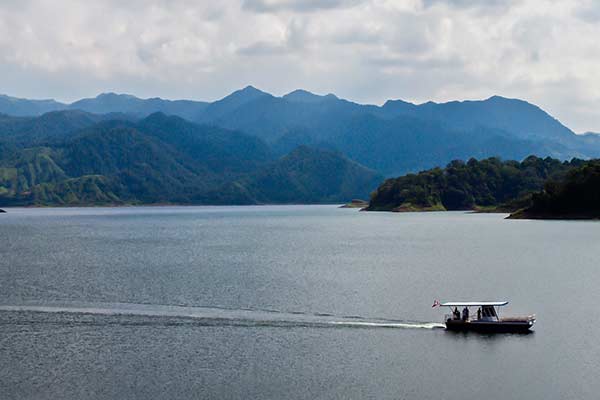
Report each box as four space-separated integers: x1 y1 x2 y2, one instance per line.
3 88 599 177
366 156 583 212
194 90 596 175
0 110 128 145
225 146 382 204
0 114 379 206
509 161 600 219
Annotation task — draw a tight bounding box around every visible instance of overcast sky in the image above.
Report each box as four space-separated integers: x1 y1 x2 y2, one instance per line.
1 0 599 132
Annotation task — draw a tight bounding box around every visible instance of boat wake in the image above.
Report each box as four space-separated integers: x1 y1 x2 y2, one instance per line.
0 302 445 330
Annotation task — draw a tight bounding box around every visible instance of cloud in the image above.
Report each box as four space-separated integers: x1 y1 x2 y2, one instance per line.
573 0 600 22
242 0 362 13
0 0 599 132
422 0 511 9
238 41 290 56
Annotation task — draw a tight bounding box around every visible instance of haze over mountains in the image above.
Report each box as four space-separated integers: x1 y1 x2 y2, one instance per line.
1 86 600 206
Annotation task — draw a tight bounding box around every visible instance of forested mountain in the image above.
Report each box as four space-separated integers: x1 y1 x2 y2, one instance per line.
2 87 600 206
188 89 597 175
367 156 585 212
0 113 380 206
215 146 381 204
3 88 599 178
0 110 130 145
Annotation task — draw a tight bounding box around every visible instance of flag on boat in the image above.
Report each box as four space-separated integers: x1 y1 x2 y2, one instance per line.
432 299 440 308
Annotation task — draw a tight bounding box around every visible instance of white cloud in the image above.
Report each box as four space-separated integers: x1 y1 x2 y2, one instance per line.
0 0 599 132
242 0 363 13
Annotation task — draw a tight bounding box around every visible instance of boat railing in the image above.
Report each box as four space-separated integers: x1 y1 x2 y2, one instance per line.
444 314 500 323
444 314 478 322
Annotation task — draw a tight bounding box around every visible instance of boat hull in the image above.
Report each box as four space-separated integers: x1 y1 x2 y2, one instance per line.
445 319 534 333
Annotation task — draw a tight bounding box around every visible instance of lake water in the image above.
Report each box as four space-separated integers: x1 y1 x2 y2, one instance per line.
1 206 599 399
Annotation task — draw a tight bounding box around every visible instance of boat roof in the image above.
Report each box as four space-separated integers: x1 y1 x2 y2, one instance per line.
441 301 508 307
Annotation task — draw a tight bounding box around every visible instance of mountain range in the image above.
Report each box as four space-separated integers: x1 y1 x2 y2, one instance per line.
0 112 380 206
1 87 600 206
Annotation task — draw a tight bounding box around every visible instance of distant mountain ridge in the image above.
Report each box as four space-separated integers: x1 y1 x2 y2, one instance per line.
0 94 65 116
0 92 208 121
2 86 600 179
1 87 581 141
0 88 584 143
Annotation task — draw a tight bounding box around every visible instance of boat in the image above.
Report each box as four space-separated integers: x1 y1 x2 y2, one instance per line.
433 301 535 333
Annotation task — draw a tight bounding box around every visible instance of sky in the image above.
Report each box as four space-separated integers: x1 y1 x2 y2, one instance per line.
0 0 599 132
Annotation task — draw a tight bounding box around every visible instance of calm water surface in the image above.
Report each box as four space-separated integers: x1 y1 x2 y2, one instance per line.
1 206 599 399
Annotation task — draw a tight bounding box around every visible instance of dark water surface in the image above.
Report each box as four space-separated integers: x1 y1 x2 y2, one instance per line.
1 206 599 399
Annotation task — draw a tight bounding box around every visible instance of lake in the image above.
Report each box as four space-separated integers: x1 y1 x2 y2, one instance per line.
1 206 599 399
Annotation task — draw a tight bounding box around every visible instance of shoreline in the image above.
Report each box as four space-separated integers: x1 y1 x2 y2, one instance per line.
0 203 347 210
507 210 600 220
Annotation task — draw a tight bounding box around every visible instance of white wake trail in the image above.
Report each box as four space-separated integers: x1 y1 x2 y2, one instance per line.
0 302 445 330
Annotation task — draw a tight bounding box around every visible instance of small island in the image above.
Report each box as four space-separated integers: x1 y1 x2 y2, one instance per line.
0 208 6 213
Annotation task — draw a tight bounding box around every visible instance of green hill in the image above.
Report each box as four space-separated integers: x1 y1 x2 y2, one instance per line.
0 113 381 206
214 146 382 204
509 161 600 219
366 156 584 212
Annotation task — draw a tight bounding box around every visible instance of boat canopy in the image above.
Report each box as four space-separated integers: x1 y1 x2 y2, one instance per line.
441 301 508 307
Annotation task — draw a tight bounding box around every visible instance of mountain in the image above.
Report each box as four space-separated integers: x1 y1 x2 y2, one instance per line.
69 92 208 120
282 89 339 104
579 132 600 145
197 88 380 144
195 85 272 123
381 95 574 142
0 110 129 145
324 114 575 176
187 89 578 146
0 92 208 121
0 94 66 116
216 146 382 204
186 89 600 175
2 87 600 179
0 113 379 206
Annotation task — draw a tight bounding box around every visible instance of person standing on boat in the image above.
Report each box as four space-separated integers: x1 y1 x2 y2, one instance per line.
453 307 460 320
462 307 469 321
477 307 481 320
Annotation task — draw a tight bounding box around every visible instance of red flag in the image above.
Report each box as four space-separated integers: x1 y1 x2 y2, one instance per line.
432 299 440 308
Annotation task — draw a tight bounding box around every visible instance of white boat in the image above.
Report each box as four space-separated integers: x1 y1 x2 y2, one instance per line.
434 301 535 333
